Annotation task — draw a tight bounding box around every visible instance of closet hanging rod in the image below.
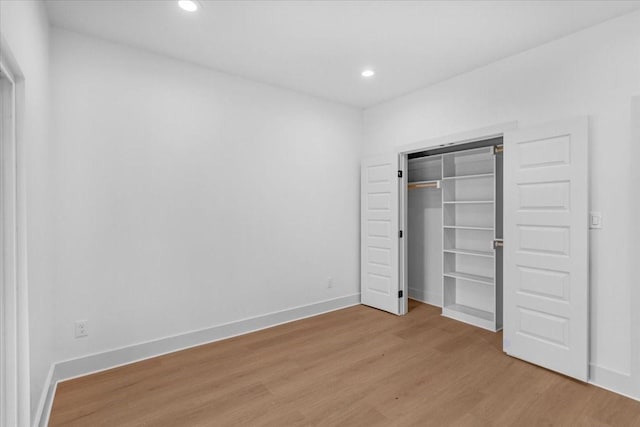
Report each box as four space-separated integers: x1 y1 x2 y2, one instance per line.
408 180 441 190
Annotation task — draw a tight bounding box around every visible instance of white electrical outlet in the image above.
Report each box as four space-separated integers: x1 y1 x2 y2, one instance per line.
327 277 334 288
75 320 88 338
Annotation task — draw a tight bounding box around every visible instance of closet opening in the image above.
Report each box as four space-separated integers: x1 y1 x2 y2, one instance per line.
363 118 588 378
401 137 503 331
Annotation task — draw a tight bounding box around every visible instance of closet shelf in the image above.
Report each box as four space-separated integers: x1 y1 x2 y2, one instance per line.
443 271 494 285
442 172 494 181
443 200 494 205
443 248 494 258
408 180 441 190
442 304 495 331
443 225 494 231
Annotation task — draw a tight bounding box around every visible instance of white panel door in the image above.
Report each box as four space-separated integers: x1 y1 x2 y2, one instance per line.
503 117 589 381
361 154 401 314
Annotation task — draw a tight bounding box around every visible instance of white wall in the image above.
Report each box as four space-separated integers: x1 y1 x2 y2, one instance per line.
50 29 362 363
364 11 640 395
0 0 54 420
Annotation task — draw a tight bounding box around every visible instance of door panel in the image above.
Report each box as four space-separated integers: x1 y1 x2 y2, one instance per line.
503 117 589 381
361 154 400 314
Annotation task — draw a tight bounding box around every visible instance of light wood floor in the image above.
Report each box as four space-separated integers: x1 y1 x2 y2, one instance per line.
50 300 640 426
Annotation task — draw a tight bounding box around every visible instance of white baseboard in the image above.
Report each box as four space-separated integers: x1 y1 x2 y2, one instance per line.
34 380 57 427
35 293 361 426
32 365 55 427
589 364 639 401
408 288 442 307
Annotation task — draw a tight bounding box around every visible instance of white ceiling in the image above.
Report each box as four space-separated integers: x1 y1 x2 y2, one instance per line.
45 0 640 108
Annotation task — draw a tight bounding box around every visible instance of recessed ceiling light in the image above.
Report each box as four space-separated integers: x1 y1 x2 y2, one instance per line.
361 69 375 78
178 0 199 12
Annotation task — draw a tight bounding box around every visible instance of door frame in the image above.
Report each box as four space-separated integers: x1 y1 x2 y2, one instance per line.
394 122 517 315
0 43 31 427
631 96 640 397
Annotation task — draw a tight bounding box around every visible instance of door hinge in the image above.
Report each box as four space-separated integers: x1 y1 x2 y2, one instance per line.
493 239 504 249
398 290 403 298
399 230 403 238
398 170 403 178
493 145 504 155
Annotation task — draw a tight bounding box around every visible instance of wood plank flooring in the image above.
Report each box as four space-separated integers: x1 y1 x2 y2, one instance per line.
50 300 640 426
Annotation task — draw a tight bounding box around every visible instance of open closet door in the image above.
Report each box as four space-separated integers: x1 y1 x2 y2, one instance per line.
503 117 589 381
361 154 401 315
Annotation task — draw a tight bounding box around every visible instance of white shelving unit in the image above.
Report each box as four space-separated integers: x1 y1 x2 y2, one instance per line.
406 144 502 331
441 146 501 331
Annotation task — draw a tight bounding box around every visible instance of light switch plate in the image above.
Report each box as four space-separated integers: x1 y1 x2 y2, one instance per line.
590 212 602 229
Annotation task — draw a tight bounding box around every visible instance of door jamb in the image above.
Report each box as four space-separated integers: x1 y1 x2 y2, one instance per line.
630 97 640 396
0 41 30 427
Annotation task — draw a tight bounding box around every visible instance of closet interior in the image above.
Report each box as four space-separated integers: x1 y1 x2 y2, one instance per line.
407 138 503 331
